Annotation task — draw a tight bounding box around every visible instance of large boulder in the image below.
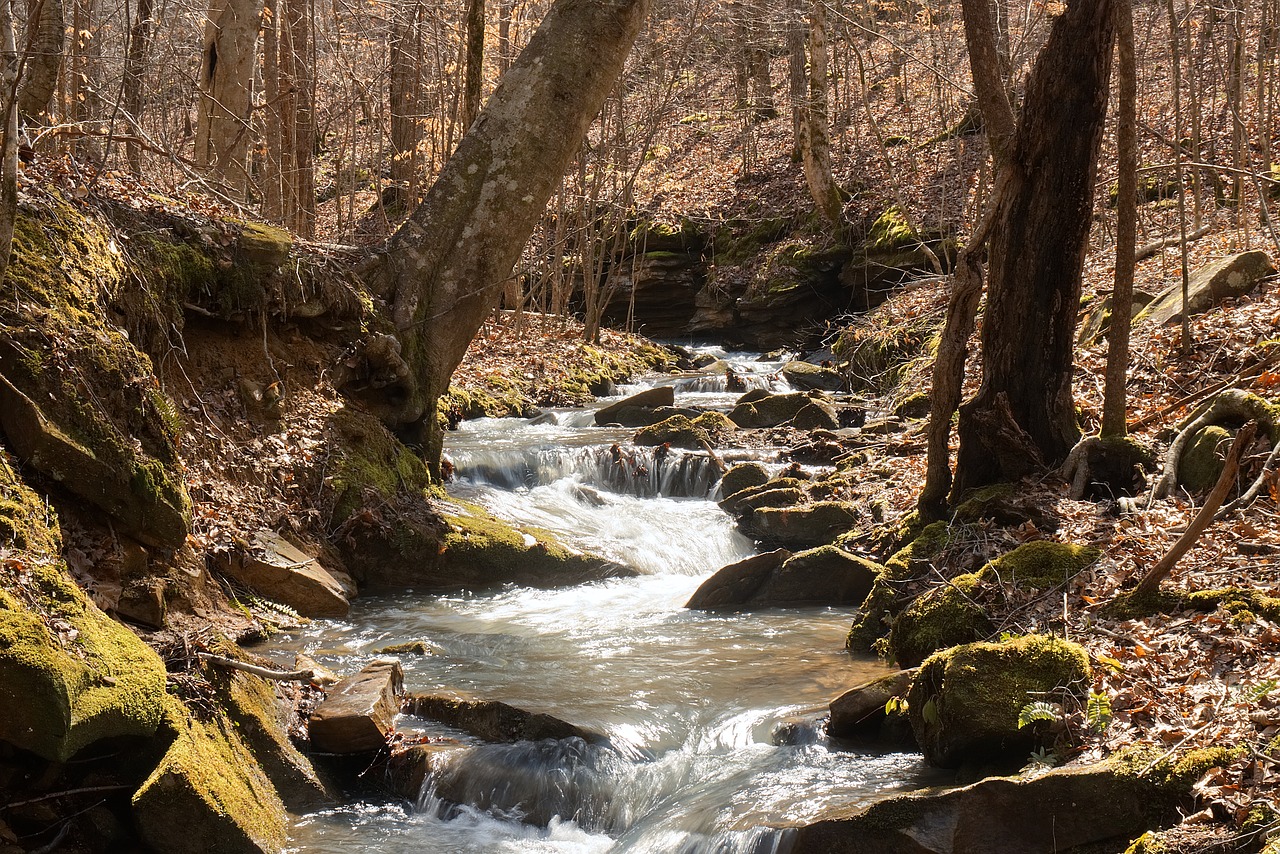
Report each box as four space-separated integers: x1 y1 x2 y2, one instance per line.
718 462 771 499
787 762 1187 853
1178 425 1235 493
742 501 860 548
218 530 354 619
719 479 809 516
729 392 821 428
783 361 846 392
1136 250 1276 325
132 700 288 854
402 694 604 744
634 412 736 449
685 549 792 609
594 386 675 425
791 400 841 431
754 545 881 606
907 634 1091 768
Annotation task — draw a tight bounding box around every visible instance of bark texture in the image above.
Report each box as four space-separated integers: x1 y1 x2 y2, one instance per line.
384 0 651 472
17 0 63 125
951 0 1115 497
796 0 841 227
194 0 264 197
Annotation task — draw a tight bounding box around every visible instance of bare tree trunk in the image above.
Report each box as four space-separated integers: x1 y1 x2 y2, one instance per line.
950 0 1115 496
461 0 485 130
389 0 424 191
261 0 283 221
381 0 652 474
797 0 842 227
121 0 153 174
786 0 806 157
1102 0 1136 438
194 0 264 198
17 0 62 125
498 0 513 74
0 0 18 284
284 0 315 235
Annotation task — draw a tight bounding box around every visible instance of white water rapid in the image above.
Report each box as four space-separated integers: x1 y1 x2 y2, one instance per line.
282 350 939 853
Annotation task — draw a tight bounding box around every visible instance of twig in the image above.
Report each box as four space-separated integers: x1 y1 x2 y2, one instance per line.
196 651 314 682
1216 436 1280 520
1134 223 1214 262
2 785 129 809
1128 348 1280 433
1131 421 1256 597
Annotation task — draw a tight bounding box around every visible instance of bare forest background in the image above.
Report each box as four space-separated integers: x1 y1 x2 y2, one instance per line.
3 0 1278 331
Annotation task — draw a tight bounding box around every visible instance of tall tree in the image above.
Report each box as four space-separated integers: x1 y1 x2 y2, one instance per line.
461 0 486 129
16 0 62 126
795 0 841 227
121 0 154 174
194 0 265 197
376 0 651 473
921 0 1115 513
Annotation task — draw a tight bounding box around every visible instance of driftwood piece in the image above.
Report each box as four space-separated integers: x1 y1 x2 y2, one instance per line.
197 652 315 682
1131 421 1255 597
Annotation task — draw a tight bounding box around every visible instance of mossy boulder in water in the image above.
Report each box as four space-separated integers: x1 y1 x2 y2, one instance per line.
743 501 860 548
719 478 809 515
782 361 845 392
718 462 770 499
907 634 1091 768
634 411 736 449
729 392 820 428
132 699 288 854
0 456 169 761
687 546 880 609
791 400 840 431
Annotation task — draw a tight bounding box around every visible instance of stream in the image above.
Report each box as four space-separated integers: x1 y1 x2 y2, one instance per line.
280 350 941 853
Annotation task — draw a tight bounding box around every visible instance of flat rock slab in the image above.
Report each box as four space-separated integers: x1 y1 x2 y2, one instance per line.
787 763 1169 853
1137 250 1276 325
309 660 403 753
402 694 603 744
223 530 354 618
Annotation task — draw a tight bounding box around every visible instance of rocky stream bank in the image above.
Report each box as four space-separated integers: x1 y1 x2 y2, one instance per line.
2 189 1280 853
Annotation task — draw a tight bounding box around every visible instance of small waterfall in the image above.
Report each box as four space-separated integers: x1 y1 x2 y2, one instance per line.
451 444 723 499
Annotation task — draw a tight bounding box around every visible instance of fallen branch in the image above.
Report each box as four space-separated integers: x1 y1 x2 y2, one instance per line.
197 651 315 682
1131 421 1255 597
1128 348 1280 433
1134 223 1213 262
1216 434 1280 520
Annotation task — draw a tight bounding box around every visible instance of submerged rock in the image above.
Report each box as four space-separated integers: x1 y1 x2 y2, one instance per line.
402 694 604 744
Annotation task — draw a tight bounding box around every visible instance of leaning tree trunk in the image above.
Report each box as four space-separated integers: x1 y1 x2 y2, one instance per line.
194 0 264 198
950 0 1115 497
383 0 651 475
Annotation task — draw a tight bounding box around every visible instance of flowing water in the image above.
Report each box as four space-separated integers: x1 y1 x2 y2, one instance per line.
282 350 939 853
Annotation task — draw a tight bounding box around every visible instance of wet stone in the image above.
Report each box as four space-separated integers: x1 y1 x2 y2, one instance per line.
309 660 404 753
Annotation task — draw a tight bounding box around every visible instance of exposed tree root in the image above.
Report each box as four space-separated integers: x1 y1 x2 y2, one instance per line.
1148 389 1278 504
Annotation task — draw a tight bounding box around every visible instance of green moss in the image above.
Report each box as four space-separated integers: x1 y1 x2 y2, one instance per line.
132 697 288 853
325 407 431 522
866 206 919 251
1123 832 1168 854
832 312 940 395
635 412 735 449
847 521 958 650
1110 745 1241 799
908 634 1092 766
711 216 794 266
985 541 1101 589
0 464 168 761
1178 425 1234 493
1106 587 1280 621
886 570 994 667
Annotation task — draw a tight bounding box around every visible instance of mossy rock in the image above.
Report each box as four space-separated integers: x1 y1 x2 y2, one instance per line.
886 570 994 668
720 483 809 516
892 391 931 419
782 361 845 392
634 412 736 449
907 634 1091 768
743 501 860 549
750 545 882 607
985 540 1101 589
132 698 288 854
718 462 770 499
1105 586 1280 622
846 521 957 651
0 458 169 762
729 392 820 428
832 314 939 395
1178 424 1234 493
792 401 840 431
324 406 431 524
